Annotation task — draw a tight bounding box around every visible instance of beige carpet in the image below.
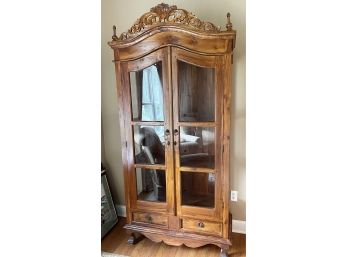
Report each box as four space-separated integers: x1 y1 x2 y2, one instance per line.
101 251 129 257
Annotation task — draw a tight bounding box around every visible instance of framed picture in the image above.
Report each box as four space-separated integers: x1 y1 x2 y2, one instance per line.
101 168 118 238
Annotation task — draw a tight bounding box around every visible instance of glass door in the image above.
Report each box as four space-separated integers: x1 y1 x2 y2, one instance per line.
122 48 174 214
172 47 224 220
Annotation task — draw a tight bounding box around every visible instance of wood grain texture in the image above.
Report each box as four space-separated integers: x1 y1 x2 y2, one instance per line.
181 218 222 236
102 218 246 257
222 54 233 238
114 61 132 224
171 47 224 222
109 3 236 253
116 3 221 41
133 212 168 227
112 31 233 61
121 48 175 215
108 3 236 61
123 223 230 249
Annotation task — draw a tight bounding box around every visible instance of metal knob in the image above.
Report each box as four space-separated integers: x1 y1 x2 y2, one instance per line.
198 221 204 228
174 129 179 135
146 215 152 222
165 129 170 136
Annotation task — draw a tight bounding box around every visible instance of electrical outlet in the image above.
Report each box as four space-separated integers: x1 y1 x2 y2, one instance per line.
230 190 238 202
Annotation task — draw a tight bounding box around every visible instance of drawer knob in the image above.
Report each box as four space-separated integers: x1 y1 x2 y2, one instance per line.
197 221 205 228
146 215 153 222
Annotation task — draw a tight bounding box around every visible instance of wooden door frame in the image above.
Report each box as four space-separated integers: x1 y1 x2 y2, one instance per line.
171 47 225 222
119 47 175 215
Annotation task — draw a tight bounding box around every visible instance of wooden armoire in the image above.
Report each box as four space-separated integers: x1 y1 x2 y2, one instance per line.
108 3 236 256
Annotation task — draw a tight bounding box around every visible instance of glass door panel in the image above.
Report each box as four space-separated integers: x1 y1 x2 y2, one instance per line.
179 126 215 169
178 60 215 122
136 168 166 203
172 48 222 219
133 125 165 165
125 48 172 213
181 171 215 208
130 62 164 122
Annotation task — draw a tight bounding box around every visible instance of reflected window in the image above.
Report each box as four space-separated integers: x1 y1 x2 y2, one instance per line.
130 63 164 125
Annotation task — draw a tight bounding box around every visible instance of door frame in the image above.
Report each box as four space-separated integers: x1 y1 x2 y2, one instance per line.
120 47 175 214
171 47 225 222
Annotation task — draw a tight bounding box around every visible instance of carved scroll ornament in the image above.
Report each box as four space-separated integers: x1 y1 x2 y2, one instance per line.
116 3 222 41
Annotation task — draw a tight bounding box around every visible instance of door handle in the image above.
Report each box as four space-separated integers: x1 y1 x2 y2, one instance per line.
165 129 170 136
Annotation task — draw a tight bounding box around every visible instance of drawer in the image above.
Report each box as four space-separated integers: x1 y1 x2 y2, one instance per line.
133 212 168 227
181 218 222 236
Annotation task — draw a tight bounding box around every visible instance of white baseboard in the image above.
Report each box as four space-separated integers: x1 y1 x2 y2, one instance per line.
232 219 246 234
115 205 246 234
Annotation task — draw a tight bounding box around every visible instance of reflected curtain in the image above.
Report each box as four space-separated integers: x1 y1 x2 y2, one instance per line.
141 65 164 136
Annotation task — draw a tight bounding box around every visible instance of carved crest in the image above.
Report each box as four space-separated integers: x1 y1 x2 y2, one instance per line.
116 3 222 41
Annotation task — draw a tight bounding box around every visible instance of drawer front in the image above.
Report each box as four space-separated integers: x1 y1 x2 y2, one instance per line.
133 212 168 227
181 218 222 236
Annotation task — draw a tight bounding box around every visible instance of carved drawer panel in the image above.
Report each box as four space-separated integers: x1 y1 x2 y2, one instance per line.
181 218 222 236
133 212 168 227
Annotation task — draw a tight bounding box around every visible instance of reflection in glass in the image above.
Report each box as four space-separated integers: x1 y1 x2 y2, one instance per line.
179 127 215 169
181 171 215 208
178 61 215 122
136 168 166 202
130 62 164 121
133 125 165 165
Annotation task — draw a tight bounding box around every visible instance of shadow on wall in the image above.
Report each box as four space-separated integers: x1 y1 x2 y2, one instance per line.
231 199 246 222
230 43 246 220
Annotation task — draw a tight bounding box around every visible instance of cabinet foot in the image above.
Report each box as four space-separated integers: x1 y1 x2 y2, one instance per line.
220 248 229 257
127 233 144 245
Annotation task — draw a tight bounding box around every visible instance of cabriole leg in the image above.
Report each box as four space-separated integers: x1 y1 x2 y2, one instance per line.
127 232 144 245
220 246 229 257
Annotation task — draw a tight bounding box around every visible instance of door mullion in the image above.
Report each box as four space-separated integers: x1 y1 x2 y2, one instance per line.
164 46 175 214
171 48 182 217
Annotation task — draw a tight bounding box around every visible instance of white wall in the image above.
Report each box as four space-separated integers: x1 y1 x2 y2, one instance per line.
101 117 106 165
101 0 246 220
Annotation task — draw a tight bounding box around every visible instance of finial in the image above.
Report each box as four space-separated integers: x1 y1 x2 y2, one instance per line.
226 12 233 31
112 25 118 41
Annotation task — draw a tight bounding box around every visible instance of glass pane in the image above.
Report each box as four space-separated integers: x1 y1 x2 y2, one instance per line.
179 127 215 169
181 171 215 208
133 125 165 165
178 61 215 122
136 168 166 202
130 62 164 122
